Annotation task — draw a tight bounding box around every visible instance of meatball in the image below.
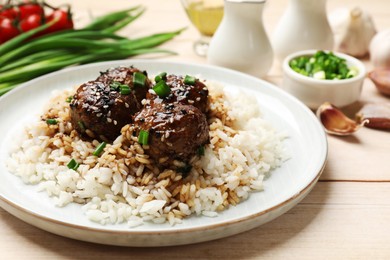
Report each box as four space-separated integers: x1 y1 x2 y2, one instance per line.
70 80 141 141
96 66 152 104
133 103 209 166
147 74 209 114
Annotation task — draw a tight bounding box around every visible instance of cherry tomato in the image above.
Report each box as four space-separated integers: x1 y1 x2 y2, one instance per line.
0 18 20 43
19 13 43 32
19 3 44 20
0 6 18 19
45 9 73 34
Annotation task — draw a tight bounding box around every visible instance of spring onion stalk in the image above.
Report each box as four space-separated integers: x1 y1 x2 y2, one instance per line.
0 48 175 83
154 72 167 82
184 75 196 85
93 142 107 156
46 119 58 125
120 85 131 95
67 159 80 170
138 130 149 145
153 80 171 98
101 8 145 34
0 6 184 96
0 86 16 96
133 72 146 88
82 6 142 30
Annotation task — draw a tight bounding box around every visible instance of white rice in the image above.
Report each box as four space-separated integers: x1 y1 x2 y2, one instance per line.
6 81 288 227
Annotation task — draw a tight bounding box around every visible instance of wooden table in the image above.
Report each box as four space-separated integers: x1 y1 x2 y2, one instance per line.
1 0 389 258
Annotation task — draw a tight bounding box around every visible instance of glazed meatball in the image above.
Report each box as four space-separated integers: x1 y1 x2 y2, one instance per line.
70 80 141 141
96 66 152 104
133 103 209 166
147 74 209 114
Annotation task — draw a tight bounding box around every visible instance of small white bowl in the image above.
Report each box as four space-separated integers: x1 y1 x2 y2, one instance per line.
282 50 366 109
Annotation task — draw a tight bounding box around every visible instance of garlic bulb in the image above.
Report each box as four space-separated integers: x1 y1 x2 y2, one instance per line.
330 7 376 58
370 29 390 69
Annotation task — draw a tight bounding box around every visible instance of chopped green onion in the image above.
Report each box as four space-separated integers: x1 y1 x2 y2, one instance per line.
184 75 196 85
197 145 205 156
110 81 121 91
289 50 357 80
178 164 192 174
46 119 58 125
133 72 146 88
154 72 167 82
65 96 73 103
120 84 131 95
67 159 80 170
138 129 149 145
153 80 171 98
77 121 85 132
93 142 107 156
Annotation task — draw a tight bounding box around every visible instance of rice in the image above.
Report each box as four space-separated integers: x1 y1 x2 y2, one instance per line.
6 80 288 227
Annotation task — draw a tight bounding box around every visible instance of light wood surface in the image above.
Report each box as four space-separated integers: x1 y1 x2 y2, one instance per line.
1 0 390 259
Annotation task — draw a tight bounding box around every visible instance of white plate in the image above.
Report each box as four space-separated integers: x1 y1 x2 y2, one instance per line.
0 60 327 247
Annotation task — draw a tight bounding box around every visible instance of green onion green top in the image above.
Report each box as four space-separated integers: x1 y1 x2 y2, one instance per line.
184 75 196 85
153 80 171 98
46 118 58 125
133 72 146 88
138 129 149 145
289 50 358 80
67 158 80 170
110 81 121 91
120 85 131 95
197 145 205 156
110 81 131 95
154 72 167 83
93 142 107 156
77 121 85 132
65 96 73 103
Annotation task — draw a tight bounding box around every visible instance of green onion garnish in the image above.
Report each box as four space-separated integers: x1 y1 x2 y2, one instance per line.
46 119 58 125
184 75 196 85
110 81 121 91
133 72 146 88
289 50 357 80
93 142 107 156
77 121 85 132
178 164 192 174
154 72 167 83
197 145 205 156
67 159 80 170
65 96 73 103
153 80 171 98
120 85 131 95
138 130 149 145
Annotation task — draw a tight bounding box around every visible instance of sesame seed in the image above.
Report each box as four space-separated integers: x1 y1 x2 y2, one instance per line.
107 118 112 123
125 103 129 108
113 120 117 125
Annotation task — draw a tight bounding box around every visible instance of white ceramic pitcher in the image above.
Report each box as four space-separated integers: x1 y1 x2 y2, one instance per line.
207 0 273 78
272 0 334 61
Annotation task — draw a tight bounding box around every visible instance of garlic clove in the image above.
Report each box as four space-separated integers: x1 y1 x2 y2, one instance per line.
316 102 368 136
358 103 390 130
368 69 390 96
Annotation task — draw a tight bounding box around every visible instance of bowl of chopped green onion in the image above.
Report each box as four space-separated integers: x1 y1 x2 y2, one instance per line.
282 50 366 109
